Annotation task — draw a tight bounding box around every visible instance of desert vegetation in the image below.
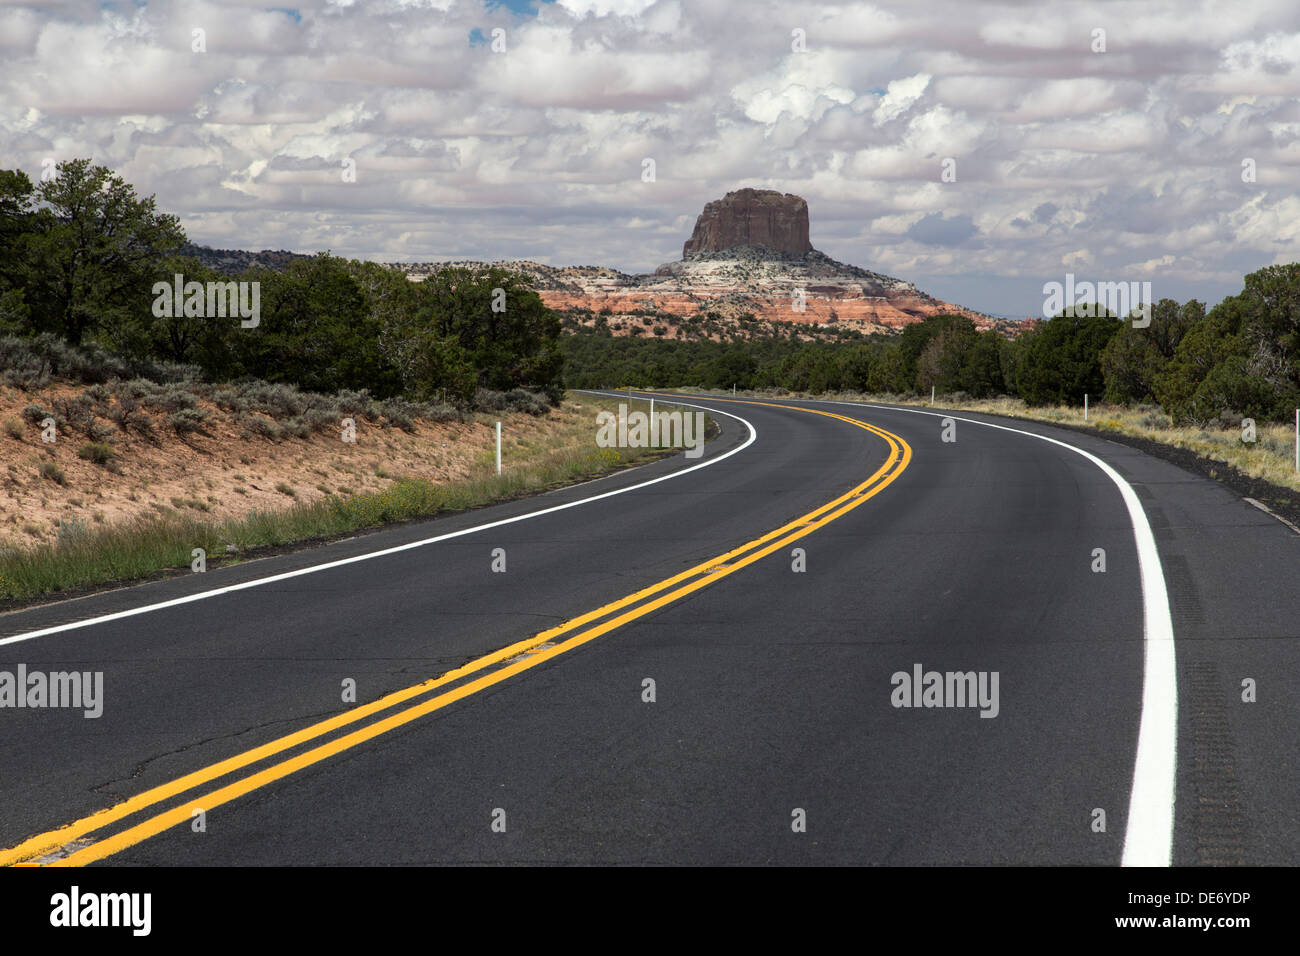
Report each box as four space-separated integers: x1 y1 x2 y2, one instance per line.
0 160 564 406
0 160 643 604
565 265 1300 432
0 393 678 604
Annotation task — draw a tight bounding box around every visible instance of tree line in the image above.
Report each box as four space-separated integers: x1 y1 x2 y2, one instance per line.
563 263 1300 426
8 160 1296 427
0 160 564 405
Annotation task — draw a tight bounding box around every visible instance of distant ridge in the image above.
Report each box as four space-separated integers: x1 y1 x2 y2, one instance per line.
178 243 307 273
180 188 1019 336
390 188 1006 334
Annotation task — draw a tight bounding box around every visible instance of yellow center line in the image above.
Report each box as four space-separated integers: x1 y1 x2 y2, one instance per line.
0 630 558 867
4 400 910 867
525 404 900 642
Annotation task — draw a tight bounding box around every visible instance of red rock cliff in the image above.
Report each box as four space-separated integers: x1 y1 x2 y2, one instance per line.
682 188 813 258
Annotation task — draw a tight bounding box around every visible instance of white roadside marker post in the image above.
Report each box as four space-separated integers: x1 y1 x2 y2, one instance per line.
496 421 502 475
1295 409 1298 472
931 385 935 405
1085 394 1089 422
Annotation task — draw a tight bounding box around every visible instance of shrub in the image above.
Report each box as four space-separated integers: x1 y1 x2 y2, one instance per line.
379 398 417 432
145 384 200 413
213 387 246 412
242 382 306 418
335 389 379 420
170 407 211 434
474 388 508 411
275 482 296 497
112 379 154 400
0 359 51 389
21 404 52 425
0 335 58 389
302 392 342 414
504 388 549 416
77 442 115 465
144 361 203 384
239 413 283 439
3 419 21 440
38 462 66 485
0 336 190 389
84 383 111 405
55 517 89 547
134 415 157 438
52 395 96 433
420 402 462 423
107 394 153 436
303 408 338 431
60 342 132 383
1212 410 1244 431
85 421 116 443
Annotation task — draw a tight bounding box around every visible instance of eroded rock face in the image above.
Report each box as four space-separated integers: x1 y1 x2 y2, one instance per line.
399 253 1002 334
392 189 1014 334
682 188 812 258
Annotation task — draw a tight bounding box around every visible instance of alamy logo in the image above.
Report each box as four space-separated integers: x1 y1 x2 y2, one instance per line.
50 886 151 936
596 404 705 459
152 273 260 328
1042 273 1151 327
0 665 103 718
891 663 999 718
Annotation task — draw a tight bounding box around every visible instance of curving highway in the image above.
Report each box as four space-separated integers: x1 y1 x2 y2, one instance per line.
0 392 1295 866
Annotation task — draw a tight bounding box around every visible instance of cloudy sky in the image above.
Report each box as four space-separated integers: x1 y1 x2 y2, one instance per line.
2 0 1298 317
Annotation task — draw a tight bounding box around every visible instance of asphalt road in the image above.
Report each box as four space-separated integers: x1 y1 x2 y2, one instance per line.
0 392 1295 865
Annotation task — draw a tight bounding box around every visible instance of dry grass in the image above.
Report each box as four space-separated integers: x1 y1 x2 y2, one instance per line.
671 385 1300 494
0 394 700 604
861 394 1300 493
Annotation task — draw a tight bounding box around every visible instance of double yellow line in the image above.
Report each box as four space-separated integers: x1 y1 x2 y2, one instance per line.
1 400 910 867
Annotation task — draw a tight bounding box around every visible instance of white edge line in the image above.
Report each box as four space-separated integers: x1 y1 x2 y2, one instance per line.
1242 497 1300 535
808 398 1177 868
0 398 756 648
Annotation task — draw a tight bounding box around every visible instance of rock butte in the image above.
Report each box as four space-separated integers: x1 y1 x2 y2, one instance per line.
682 188 812 258
400 189 1002 334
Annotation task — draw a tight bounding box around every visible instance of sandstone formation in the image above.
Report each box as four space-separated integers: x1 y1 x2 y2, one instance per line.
682 188 812 259
396 189 1012 335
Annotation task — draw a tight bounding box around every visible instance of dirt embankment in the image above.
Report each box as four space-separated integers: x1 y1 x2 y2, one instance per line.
0 384 570 552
